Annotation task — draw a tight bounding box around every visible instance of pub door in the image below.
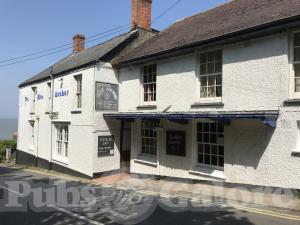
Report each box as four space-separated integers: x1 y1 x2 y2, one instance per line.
120 121 131 171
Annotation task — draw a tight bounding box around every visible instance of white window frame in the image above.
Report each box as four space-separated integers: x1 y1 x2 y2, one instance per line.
29 122 35 150
289 30 300 99
196 120 224 170
74 75 82 109
196 49 223 103
46 82 52 112
141 120 159 156
296 121 300 153
54 123 69 163
31 87 37 113
141 64 157 105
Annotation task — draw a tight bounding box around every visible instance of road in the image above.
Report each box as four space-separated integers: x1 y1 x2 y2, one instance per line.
0 165 299 225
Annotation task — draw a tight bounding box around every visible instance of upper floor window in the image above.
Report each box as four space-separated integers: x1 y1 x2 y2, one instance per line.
74 75 82 109
199 50 222 98
143 64 156 103
46 82 52 112
293 33 300 92
31 87 37 113
141 120 159 156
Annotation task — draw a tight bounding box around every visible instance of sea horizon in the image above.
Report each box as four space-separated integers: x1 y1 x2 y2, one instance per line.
0 118 18 140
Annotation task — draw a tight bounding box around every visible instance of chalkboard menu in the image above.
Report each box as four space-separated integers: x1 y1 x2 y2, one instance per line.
95 82 119 111
98 135 114 157
166 131 186 157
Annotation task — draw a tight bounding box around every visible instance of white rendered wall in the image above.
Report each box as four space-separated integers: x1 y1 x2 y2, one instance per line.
120 33 300 188
93 63 121 174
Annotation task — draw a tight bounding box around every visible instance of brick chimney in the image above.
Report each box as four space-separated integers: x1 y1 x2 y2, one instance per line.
73 34 85 53
131 0 152 31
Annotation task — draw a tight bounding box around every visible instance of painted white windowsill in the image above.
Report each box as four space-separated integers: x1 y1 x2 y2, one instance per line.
189 164 225 180
196 97 222 103
291 150 300 156
52 157 69 166
134 155 157 166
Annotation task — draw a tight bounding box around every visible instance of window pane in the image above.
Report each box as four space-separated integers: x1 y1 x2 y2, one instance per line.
198 144 204 153
294 33 300 47
208 76 215 86
198 154 204 164
295 64 300 77
200 87 207 98
207 86 216 97
215 61 222 73
204 155 210 164
294 47 300 62
204 133 209 143
207 52 214 62
295 78 300 92
216 86 222 97
219 157 224 167
200 76 207 86
207 62 214 74
211 145 218 155
211 134 217 144
211 155 218 166
204 123 210 132
200 53 207 63
219 146 224 156
215 51 222 61
204 144 210 154
200 64 207 75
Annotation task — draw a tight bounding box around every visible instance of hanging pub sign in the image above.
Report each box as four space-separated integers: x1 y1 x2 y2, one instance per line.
95 82 119 111
166 130 186 157
98 135 114 157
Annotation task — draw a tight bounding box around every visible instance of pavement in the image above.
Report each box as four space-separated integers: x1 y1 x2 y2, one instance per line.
92 172 300 211
0 163 300 225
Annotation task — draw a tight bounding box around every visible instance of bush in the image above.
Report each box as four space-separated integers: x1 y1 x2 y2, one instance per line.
0 140 16 162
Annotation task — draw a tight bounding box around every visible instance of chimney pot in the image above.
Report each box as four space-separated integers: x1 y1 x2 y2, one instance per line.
73 34 85 53
131 0 152 31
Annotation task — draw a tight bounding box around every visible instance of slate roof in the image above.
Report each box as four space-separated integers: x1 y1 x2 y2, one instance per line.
19 31 135 87
119 0 300 64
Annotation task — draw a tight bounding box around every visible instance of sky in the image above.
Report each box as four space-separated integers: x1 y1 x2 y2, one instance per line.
0 0 227 119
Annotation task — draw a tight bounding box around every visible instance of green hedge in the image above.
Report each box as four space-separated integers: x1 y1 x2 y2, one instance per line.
0 140 16 162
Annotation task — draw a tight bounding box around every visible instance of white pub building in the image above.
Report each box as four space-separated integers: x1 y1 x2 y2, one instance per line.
18 0 300 189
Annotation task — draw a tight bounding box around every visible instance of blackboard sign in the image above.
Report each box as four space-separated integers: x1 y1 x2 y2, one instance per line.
95 82 119 111
166 131 186 156
98 135 114 157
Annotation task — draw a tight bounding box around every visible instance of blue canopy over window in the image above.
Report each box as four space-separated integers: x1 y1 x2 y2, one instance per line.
103 110 279 128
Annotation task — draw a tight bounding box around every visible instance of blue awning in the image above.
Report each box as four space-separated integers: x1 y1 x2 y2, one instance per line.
103 110 279 128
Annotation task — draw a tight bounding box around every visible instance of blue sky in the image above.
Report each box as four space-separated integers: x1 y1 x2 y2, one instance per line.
0 0 227 119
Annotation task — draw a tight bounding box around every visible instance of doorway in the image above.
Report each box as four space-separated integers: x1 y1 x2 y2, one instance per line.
120 121 131 171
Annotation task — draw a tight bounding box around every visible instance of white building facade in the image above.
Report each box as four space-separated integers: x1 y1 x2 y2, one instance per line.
18 0 300 189
103 0 300 189
17 0 157 178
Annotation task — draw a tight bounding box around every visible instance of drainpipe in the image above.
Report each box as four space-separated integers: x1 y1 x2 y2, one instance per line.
35 117 40 167
49 66 54 170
